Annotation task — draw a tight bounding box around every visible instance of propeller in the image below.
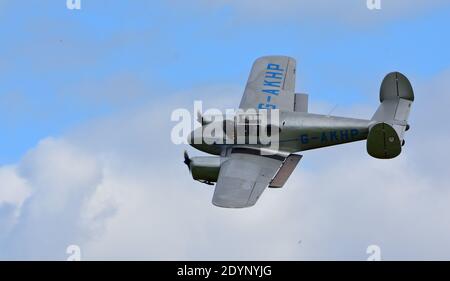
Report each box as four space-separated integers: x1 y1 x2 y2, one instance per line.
183 150 191 170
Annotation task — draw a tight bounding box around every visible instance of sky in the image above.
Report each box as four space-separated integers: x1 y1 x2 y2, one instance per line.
0 0 450 260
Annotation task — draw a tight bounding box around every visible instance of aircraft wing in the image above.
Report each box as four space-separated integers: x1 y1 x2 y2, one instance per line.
212 150 301 208
239 56 296 111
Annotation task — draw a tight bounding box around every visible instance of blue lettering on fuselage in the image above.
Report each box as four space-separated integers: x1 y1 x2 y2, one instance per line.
258 63 285 109
340 130 349 141
299 129 360 145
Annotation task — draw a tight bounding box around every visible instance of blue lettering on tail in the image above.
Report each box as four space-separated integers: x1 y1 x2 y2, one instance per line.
259 63 285 109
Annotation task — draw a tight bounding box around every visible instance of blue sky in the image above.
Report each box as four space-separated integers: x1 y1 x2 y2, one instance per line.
1 1 450 260
1 0 450 164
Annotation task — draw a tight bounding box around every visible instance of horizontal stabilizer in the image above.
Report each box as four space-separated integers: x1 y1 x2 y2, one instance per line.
369 72 414 159
372 72 414 141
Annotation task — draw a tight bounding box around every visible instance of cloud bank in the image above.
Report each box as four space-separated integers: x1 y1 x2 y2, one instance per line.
1 68 450 260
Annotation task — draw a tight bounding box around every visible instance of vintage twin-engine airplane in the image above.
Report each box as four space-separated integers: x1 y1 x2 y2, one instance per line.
184 56 414 208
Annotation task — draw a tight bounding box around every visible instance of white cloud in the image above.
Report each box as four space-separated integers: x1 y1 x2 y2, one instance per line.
1 70 450 260
0 138 113 259
0 165 30 239
0 166 30 208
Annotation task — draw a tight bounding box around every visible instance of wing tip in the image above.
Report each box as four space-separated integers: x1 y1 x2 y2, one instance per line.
255 55 296 63
212 199 255 209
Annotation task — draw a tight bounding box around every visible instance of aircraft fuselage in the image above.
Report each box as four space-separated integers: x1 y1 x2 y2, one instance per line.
189 111 372 156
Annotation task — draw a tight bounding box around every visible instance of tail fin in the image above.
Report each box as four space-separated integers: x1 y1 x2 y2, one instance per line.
367 72 414 159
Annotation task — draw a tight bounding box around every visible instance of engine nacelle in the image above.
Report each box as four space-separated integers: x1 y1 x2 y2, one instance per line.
189 156 221 185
